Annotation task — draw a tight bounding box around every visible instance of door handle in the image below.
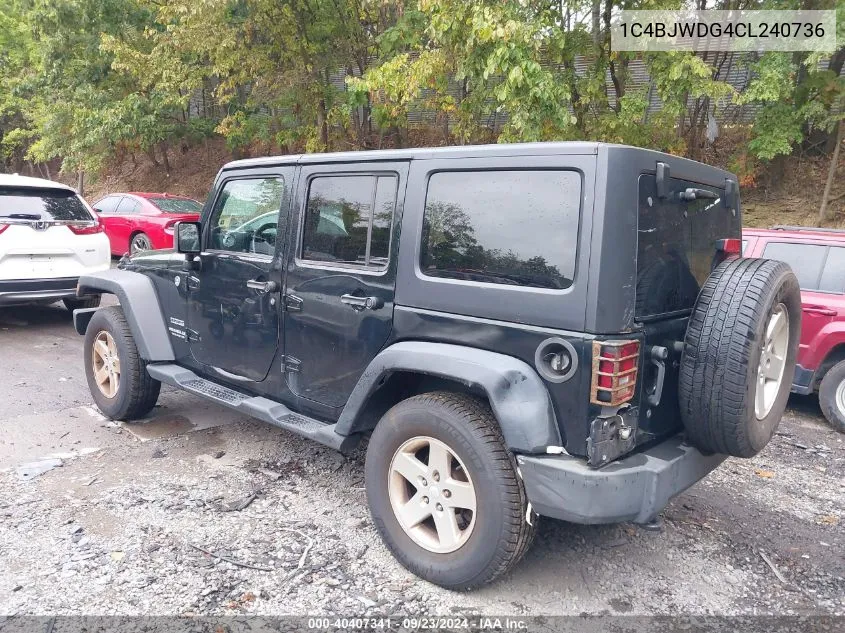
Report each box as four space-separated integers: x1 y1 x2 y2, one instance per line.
803 305 836 316
246 279 278 294
340 294 384 311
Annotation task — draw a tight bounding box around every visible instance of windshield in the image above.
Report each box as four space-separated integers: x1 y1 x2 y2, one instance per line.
0 187 93 221
148 197 202 214
636 174 739 319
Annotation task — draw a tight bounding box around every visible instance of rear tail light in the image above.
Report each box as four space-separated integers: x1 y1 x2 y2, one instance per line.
67 220 103 235
590 340 640 406
0 224 8 235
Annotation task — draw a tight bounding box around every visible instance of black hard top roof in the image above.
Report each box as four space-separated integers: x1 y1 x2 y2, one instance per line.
221 141 603 170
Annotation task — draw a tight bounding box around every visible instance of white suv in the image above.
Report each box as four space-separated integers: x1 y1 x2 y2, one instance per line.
0 174 110 310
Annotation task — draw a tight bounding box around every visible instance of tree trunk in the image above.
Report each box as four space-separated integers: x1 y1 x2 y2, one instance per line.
317 98 329 151
159 142 171 174
824 47 845 153
145 147 160 167
591 0 601 47
77 171 84 197
819 121 844 222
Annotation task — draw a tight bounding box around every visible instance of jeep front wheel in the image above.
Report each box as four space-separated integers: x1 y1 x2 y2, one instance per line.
365 392 535 589
83 306 161 421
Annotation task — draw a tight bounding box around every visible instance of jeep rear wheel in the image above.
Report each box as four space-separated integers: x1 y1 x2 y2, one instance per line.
83 306 161 421
365 392 535 589
679 258 801 457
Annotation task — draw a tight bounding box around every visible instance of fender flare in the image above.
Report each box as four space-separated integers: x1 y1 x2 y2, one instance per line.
76 269 175 361
335 341 561 454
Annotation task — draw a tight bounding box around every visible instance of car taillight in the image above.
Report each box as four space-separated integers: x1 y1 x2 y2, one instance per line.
713 237 742 268
590 340 640 406
0 224 8 235
68 220 103 235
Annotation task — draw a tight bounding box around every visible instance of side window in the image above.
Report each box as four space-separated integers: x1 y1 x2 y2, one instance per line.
301 174 397 269
819 246 845 293
208 177 285 255
94 196 120 214
420 170 581 289
762 242 827 290
116 197 140 214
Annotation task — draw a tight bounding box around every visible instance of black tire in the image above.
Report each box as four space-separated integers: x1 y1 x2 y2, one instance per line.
63 295 101 312
83 305 161 421
817 360 845 433
365 392 535 589
679 258 801 457
130 232 152 254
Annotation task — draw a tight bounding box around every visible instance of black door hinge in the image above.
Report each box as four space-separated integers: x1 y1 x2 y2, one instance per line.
282 355 301 373
284 294 303 312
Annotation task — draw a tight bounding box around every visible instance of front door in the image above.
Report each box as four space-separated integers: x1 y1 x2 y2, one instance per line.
283 162 407 408
187 168 293 381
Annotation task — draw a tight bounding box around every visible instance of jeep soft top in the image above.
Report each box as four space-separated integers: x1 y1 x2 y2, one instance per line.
72 142 801 588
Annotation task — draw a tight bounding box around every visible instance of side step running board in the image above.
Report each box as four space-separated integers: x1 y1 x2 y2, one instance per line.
146 364 356 452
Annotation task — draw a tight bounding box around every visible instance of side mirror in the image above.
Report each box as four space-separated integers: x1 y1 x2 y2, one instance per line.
93 207 102 213
175 221 201 255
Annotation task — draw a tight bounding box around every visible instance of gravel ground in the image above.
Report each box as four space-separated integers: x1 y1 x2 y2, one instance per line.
0 303 843 617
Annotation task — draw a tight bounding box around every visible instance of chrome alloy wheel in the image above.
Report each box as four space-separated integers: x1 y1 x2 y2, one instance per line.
131 233 151 254
755 303 789 420
834 379 845 418
387 436 477 554
92 331 121 399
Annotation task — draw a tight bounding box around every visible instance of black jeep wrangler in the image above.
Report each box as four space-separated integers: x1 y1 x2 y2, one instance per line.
74 142 801 589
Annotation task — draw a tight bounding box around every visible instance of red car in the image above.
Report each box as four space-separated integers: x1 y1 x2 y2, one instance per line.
744 226 845 432
91 192 203 255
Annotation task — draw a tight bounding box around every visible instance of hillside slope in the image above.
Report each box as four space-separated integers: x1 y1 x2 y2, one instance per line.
82 140 845 229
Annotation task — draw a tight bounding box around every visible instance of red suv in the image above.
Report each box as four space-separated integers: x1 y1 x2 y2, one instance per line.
91 192 203 255
744 226 845 432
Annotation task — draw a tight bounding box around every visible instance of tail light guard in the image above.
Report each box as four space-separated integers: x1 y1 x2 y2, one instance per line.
587 340 641 468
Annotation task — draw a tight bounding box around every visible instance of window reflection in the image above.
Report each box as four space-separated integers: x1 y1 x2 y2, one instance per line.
420 170 580 289
302 175 397 268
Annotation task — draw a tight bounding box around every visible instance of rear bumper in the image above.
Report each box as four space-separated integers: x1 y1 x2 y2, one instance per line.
517 434 726 525
0 277 93 306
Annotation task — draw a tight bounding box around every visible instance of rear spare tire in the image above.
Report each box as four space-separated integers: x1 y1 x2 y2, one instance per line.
679 258 801 457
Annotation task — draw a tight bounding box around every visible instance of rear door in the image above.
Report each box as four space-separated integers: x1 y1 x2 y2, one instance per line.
759 241 845 363
635 172 739 441
283 161 407 409
112 196 142 253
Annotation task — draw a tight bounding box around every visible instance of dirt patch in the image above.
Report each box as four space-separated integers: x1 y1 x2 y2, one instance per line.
82 138 236 204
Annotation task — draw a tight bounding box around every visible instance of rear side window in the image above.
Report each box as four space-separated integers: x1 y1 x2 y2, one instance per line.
420 170 581 289
150 198 203 214
762 242 845 293
116 197 141 214
819 247 845 293
301 174 398 270
0 187 93 221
